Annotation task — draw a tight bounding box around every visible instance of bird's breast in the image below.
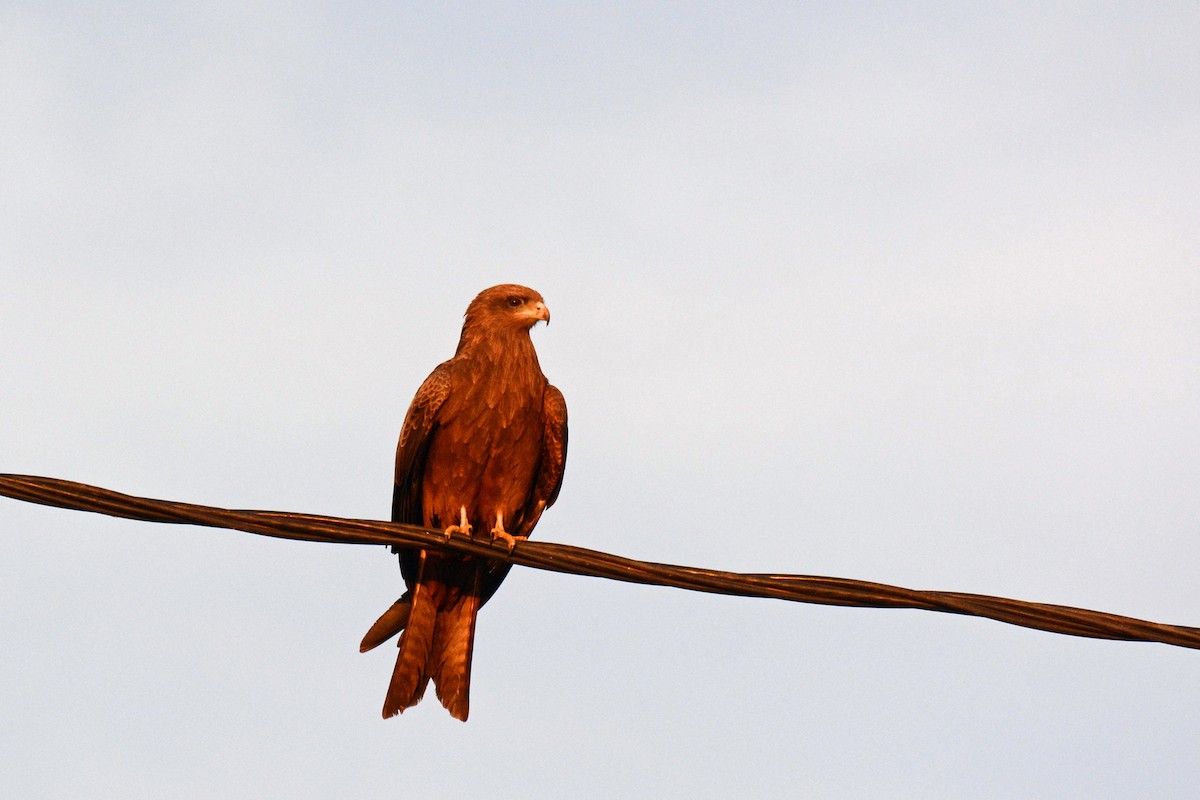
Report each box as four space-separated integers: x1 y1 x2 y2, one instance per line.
420 362 546 531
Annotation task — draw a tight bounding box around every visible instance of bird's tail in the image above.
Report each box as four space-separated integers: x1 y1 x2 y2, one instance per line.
361 552 481 721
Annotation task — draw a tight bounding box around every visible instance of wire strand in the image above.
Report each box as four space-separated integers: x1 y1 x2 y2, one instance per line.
2 473 1197 650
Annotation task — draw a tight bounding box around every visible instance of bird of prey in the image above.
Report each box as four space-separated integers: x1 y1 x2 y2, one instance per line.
360 284 568 721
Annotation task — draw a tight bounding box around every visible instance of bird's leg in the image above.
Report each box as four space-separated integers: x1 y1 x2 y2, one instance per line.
442 505 472 540
490 512 526 553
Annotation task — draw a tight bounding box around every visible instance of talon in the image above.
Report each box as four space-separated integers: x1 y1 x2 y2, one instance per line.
442 506 472 540
491 527 517 551
489 512 526 553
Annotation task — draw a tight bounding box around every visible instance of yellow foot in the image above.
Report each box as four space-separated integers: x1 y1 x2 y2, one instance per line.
443 505 472 540
490 512 526 553
490 527 527 553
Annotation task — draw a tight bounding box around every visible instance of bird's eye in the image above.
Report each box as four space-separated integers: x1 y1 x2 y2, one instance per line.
507 296 523 307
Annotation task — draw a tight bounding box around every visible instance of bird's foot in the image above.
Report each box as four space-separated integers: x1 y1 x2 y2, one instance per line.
442 523 470 540
489 513 526 553
443 506 472 540
490 527 526 553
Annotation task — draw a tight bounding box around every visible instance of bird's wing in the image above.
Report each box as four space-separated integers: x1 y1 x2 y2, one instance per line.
392 362 452 525
480 383 568 605
535 383 569 512
392 362 453 592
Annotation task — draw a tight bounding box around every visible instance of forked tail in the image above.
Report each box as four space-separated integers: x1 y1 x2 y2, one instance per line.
363 555 481 721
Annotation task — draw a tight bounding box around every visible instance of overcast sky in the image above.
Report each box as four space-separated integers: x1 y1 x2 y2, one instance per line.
2 2 1199 797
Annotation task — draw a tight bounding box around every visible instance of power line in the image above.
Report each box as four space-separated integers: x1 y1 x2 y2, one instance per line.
2 473 1197 650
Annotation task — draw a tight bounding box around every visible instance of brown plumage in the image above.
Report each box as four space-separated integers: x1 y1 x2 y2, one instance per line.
360 284 568 721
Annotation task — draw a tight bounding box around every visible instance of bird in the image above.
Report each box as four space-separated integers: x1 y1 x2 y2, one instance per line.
359 284 568 721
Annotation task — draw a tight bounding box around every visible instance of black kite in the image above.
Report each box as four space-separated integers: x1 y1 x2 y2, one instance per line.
360 284 568 720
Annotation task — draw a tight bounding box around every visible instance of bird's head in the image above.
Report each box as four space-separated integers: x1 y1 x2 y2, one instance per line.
463 284 551 332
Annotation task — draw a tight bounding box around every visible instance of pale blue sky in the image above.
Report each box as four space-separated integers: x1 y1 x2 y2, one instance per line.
2 3 1199 797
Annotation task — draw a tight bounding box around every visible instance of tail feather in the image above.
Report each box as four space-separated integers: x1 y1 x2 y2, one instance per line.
360 594 411 653
429 575 481 721
382 579 438 718
378 554 483 721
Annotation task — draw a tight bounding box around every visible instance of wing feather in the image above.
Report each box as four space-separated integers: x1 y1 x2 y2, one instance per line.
536 384 569 510
480 383 568 605
392 363 452 588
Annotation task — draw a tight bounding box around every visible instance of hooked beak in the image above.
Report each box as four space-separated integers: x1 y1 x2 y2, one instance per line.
533 301 550 325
